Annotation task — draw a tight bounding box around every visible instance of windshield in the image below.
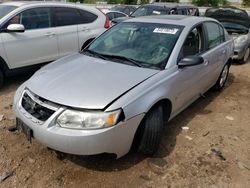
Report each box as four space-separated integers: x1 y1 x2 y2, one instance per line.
0 5 17 19
131 6 168 17
85 22 183 70
221 22 248 34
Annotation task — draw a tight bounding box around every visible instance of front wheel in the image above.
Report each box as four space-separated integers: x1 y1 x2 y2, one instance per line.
134 105 164 155
213 63 229 91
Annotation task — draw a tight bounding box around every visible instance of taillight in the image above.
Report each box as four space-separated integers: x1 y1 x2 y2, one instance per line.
104 18 110 29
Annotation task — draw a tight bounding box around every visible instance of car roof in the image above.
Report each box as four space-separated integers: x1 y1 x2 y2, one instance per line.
147 3 197 8
1 1 87 8
125 15 214 26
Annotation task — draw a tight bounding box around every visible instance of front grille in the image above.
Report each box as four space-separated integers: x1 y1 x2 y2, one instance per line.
21 92 55 121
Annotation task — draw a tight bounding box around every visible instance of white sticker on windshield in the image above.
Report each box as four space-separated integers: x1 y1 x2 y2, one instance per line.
153 28 179 34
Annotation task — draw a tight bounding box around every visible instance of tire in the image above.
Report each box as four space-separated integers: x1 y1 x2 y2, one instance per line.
135 105 164 155
213 63 229 91
239 47 249 64
0 69 4 89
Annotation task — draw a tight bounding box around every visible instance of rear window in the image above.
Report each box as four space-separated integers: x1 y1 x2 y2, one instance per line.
0 5 17 19
53 7 80 26
131 6 169 17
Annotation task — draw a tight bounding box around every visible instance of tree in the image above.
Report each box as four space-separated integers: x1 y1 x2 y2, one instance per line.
154 0 179 2
243 0 250 7
192 0 228 7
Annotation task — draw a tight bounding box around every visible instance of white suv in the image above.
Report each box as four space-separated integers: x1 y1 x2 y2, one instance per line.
0 2 109 88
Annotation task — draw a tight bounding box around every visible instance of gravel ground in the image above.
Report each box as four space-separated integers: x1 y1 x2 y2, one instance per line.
0 61 250 188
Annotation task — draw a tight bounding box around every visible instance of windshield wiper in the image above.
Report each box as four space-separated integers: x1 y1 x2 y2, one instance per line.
81 49 106 60
100 54 142 67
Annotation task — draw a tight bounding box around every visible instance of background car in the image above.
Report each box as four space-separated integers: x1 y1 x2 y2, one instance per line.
112 3 199 25
101 9 128 21
205 7 250 63
0 1 109 88
110 5 136 15
14 15 233 159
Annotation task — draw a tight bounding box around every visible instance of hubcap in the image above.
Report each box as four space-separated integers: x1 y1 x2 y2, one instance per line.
243 48 250 62
219 65 228 87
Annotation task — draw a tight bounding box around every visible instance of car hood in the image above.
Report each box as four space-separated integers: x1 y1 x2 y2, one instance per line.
205 8 250 28
26 53 159 110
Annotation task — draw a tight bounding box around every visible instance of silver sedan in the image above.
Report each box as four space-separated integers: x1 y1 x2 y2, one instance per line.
13 15 234 158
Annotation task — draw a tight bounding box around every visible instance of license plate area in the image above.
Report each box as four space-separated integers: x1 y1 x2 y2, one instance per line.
16 118 33 143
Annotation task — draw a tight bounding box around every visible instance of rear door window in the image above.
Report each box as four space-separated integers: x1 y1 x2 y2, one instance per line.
53 7 80 26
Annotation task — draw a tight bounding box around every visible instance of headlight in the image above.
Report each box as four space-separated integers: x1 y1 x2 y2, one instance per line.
57 109 122 130
234 35 248 45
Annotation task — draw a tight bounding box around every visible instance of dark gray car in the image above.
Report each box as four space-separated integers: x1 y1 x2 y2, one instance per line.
112 3 199 25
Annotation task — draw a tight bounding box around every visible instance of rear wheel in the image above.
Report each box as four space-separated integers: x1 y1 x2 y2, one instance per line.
135 105 164 155
0 69 4 89
213 63 229 91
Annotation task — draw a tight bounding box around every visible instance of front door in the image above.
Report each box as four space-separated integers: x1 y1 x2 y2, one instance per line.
1 7 58 69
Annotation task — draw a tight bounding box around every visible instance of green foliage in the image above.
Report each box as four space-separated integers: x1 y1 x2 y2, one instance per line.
243 0 250 7
156 0 179 2
192 0 229 7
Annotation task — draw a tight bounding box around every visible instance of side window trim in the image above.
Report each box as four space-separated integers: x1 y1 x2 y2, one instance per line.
177 23 206 62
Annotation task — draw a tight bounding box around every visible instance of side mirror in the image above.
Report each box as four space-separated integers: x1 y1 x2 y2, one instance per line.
7 24 25 33
178 56 204 68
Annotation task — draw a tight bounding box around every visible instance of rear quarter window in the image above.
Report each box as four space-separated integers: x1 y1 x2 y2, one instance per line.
204 22 223 49
77 9 97 24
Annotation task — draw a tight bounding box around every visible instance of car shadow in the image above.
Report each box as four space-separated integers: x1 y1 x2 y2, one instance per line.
60 73 235 172
0 73 33 95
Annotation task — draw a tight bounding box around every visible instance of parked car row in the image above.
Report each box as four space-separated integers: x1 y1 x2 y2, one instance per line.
0 1 244 159
111 3 199 25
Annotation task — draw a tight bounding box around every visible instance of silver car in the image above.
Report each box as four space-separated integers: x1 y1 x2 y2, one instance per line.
13 15 233 158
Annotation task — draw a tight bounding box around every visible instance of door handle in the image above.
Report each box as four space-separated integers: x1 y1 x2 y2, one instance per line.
82 28 90 32
44 32 56 37
204 59 209 66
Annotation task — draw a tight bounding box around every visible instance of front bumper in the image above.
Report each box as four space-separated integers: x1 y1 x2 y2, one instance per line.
233 44 248 60
13 88 144 158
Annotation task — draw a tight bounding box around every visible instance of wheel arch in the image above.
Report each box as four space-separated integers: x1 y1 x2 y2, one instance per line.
131 98 172 152
0 56 9 76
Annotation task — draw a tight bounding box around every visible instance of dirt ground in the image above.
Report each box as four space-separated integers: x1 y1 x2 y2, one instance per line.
0 60 250 188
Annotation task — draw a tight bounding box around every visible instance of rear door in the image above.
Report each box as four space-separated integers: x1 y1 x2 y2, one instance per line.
76 8 99 50
52 7 79 58
203 21 227 88
1 7 58 68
